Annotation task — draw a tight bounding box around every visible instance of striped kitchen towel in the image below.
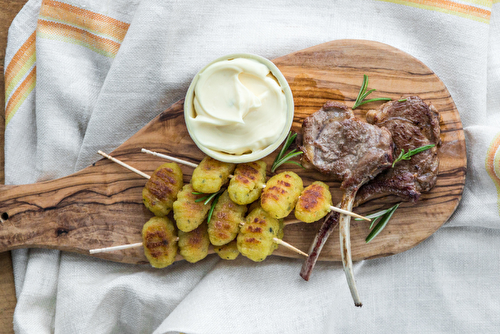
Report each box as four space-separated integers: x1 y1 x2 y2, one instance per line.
4 0 500 333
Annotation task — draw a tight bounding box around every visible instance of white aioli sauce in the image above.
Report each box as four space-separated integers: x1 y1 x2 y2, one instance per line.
188 58 287 155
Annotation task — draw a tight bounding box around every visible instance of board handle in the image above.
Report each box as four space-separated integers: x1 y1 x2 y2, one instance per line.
0 178 86 253
0 161 150 261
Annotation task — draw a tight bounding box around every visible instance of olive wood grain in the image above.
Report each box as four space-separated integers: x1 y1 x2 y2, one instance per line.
0 40 466 265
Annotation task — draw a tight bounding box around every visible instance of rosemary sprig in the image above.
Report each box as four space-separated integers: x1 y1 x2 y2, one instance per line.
192 189 224 223
352 75 391 109
392 144 436 168
357 203 400 243
271 131 304 173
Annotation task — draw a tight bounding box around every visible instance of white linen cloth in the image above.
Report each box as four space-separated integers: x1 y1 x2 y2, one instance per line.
4 0 500 333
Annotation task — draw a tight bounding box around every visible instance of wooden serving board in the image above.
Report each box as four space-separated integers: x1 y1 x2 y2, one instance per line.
0 40 466 265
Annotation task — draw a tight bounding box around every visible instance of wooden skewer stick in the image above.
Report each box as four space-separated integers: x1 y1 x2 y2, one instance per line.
89 242 144 254
329 205 370 222
273 238 308 257
89 238 180 254
88 236 307 259
98 150 151 179
296 194 371 222
141 148 198 168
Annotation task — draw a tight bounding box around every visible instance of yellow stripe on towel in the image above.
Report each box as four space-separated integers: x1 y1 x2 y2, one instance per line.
377 0 491 23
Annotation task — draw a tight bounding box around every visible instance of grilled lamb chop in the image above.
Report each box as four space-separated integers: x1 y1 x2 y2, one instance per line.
300 101 394 307
301 97 441 294
355 96 441 204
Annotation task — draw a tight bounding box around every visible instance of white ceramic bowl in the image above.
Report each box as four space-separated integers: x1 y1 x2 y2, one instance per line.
184 53 294 163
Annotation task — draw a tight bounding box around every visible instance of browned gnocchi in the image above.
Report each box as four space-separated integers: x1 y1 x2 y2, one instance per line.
191 156 235 194
142 162 183 217
260 171 303 219
142 216 178 268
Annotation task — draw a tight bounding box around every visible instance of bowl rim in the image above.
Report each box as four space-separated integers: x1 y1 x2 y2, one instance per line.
183 53 294 163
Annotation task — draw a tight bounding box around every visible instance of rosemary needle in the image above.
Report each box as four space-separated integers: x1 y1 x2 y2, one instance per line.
206 191 222 223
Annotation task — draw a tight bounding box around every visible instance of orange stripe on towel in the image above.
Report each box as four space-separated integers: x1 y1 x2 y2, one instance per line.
5 67 36 126
37 19 122 58
377 0 491 23
4 31 36 99
40 0 130 42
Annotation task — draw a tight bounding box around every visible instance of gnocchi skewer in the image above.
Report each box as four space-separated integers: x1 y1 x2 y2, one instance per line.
237 205 308 260
94 150 308 261
173 183 213 232
142 149 267 198
191 156 235 194
143 150 370 221
228 160 267 205
295 181 371 223
237 205 284 262
237 221 307 258
142 149 236 194
97 151 184 217
142 216 178 268
90 218 211 266
90 217 179 268
98 151 214 232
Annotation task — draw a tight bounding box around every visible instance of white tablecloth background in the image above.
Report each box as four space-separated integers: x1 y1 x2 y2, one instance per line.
4 0 500 333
